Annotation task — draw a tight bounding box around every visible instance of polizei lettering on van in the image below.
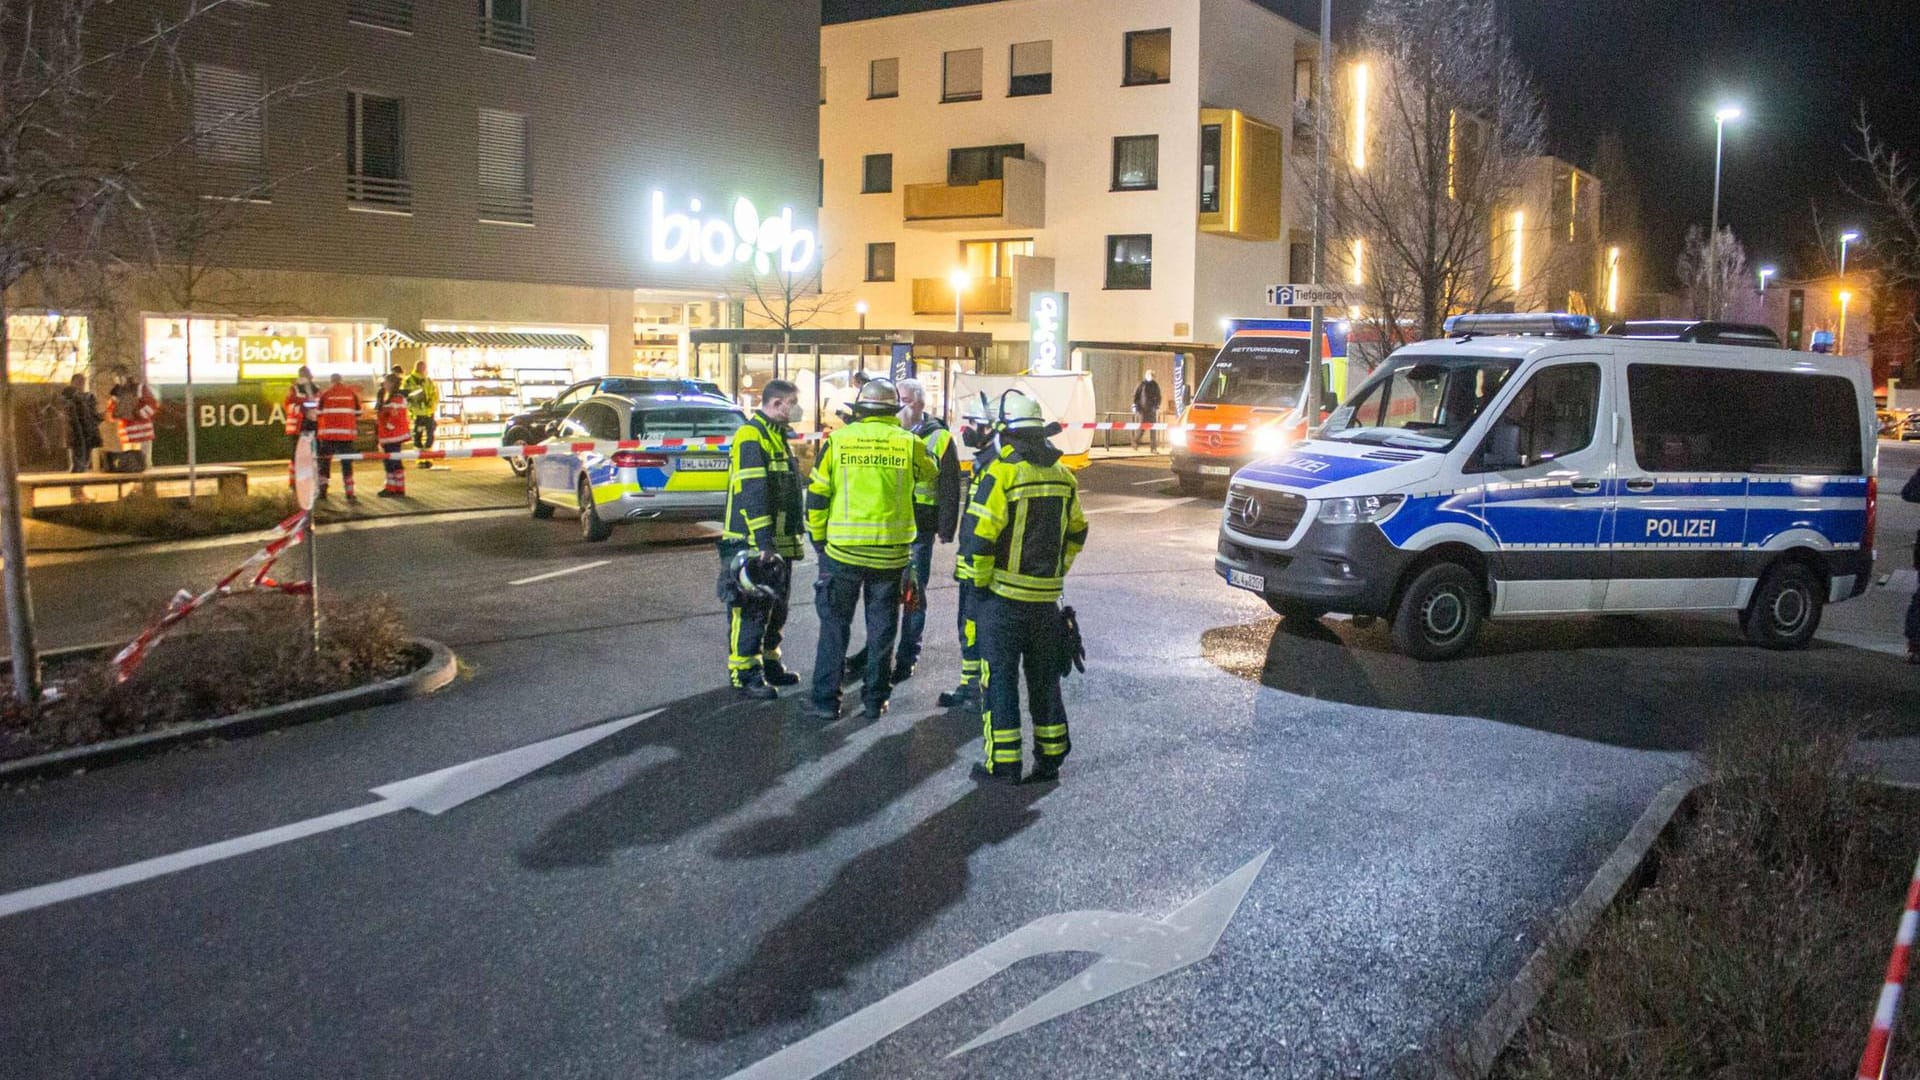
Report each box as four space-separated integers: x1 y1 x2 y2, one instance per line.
1644 518 1718 539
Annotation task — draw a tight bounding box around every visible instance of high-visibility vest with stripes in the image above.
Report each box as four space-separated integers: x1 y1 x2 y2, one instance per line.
375 394 411 442
283 383 320 435
315 384 362 441
958 446 1089 602
806 416 937 570
722 413 804 558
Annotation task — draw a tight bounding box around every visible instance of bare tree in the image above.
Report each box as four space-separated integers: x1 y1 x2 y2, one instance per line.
1676 224 1748 320
1318 0 1547 349
0 0 320 703
1849 111 1920 287
729 256 848 380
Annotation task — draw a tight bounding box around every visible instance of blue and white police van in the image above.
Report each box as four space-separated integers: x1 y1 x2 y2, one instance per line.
1215 313 1879 659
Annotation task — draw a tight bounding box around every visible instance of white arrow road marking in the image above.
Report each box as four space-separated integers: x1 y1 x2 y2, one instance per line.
510 560 611 586
1082 496 1199 516
724 849 1271 1080
0 710 659 919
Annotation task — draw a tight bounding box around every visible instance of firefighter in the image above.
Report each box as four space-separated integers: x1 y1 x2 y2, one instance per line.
960 390 1088 784
282 366 321 481
806 378 938 721
937 397 998 710
314 373 364 501
845 377 961 683
402 360 440 469
374 373 411 498
719 379 806 700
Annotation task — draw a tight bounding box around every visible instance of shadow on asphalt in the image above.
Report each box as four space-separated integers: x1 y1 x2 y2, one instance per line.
1203 615 1917 751
666 779 1050 1043
516 688 892 869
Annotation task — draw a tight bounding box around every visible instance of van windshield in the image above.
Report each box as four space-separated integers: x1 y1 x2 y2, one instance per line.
1323 353 1518 449
1194 338 1308 408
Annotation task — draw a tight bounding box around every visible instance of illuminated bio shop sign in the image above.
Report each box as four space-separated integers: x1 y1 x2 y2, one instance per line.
1029 291 1068 371
238 335 309 380
649 191 818 274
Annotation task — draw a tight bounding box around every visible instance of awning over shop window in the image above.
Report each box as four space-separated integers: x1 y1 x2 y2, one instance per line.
367 328 593 351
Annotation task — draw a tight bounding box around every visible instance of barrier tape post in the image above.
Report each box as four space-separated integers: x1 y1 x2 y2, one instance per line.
294 433 320 654
1858 851 1920 1080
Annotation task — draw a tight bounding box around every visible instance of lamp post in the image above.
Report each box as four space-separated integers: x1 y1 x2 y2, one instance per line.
1707 104 1742 320
1839 230 1860 277
854 299 868 331
1838 289 1853 357
1758 266 1775 294
948 269 970 334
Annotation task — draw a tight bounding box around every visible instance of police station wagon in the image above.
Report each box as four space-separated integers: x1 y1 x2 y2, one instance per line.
1215 313 1878 660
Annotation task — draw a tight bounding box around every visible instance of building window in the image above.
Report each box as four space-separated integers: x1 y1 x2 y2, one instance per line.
1106 234 1152 290
349 0 413 33
1123 28 1172 86
479 0 532 56
192 64 267 195
943 47 983 103
861 153 893 194
948 143 1024 186
1293 58 1314 105
1112 135 1158 191
477 108 531 224
1198 124 1222 211
345 91 410 210
1010 40 1052 96
961 238 1034 280
866 242 896 282
870 57 899 99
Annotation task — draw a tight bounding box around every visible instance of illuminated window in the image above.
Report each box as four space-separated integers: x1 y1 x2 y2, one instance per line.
1010 41 1052 96
1509 210 1527 290
1106 234 1153 290
1293 58 1314 106
1112 135 1159 191
1349 62 1369 172
1199 124 1222 212
942 48 983 103
960 238 1034 279
1123 28 1171 86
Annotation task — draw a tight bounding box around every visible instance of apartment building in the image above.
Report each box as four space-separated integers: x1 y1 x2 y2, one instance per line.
1505 156 1607 317
819 0 1320 408
6 0 819 465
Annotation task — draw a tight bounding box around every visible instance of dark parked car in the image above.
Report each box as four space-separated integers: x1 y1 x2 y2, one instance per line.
502 377 725 473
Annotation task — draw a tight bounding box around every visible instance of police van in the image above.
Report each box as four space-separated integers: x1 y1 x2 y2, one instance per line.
1215 313 1878 660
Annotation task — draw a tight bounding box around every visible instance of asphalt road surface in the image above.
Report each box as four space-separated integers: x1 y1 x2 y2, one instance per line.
2 448 1917 1079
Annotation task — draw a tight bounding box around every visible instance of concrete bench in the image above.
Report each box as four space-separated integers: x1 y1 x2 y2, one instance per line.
18 466 249 514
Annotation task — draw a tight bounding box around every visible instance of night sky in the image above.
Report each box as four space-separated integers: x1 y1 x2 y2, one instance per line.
824 0 1920 289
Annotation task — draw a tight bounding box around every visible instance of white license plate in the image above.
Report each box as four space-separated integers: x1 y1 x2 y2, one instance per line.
676 456 729 471
1227 569 1265 592
1199 465 1232 477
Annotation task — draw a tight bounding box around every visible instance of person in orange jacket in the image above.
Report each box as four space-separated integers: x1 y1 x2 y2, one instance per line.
374 373 411 498
314 373 364 501
105 372 159 467
282 366 321 489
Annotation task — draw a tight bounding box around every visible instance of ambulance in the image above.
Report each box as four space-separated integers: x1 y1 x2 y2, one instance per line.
1169 318 1349 494
1215 313 1878 659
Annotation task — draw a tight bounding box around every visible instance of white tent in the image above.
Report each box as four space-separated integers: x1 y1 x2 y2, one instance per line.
947 370 1097 456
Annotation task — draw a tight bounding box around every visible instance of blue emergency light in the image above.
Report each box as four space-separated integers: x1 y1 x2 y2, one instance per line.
1442 313 1600 338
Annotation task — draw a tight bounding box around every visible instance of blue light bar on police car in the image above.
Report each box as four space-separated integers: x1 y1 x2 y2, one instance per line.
1442 313 1601 338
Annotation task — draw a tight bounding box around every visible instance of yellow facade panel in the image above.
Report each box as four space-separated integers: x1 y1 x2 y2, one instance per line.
1197 108 1283 241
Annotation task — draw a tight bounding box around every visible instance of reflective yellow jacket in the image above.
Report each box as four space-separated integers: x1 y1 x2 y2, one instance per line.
806 414 938 569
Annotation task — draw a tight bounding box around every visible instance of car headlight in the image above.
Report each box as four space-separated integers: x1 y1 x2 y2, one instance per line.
1168 425 1189 448
1253 426 1288 454
1317 494 1405 525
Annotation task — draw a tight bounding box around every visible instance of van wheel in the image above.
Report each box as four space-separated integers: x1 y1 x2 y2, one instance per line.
1266 598 1326 624
579 480 613 542
529 473 554 519
1742 560 1823 649
1391 562 1484 661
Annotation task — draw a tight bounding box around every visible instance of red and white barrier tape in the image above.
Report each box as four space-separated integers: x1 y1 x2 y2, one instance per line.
1858 851 1920 1080
317 423 1255 463
109 509 313 684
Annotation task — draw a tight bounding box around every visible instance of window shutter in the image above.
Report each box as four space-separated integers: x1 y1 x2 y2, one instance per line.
193 65 266 192
478 108 532 224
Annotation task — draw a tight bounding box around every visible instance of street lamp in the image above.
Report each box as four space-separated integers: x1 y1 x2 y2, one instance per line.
1840 230 1860 277
948 269 971 334
854 299 868 331
1707 104 1742 319
1758 266 1776 294
1838 289 1853 356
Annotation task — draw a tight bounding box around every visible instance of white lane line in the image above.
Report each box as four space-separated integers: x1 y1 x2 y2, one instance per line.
1131 476 1174 486
509 560 611 586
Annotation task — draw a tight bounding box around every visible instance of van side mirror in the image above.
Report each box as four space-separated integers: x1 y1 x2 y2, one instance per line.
1482 421 1526 470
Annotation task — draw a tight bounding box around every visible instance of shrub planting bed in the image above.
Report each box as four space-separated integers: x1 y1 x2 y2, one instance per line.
0 594 419 764
40 491 299 539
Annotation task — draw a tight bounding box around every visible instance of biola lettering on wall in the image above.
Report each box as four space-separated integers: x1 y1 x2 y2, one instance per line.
649 192 817 274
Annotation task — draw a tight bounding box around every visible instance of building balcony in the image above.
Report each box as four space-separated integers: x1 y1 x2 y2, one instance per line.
911 276 1014 316
903 157 1045 231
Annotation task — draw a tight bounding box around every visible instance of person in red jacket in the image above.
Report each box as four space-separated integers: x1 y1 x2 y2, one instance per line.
374 373 411 498
105 372 159 467
314 373 363 502
282 366 321 489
